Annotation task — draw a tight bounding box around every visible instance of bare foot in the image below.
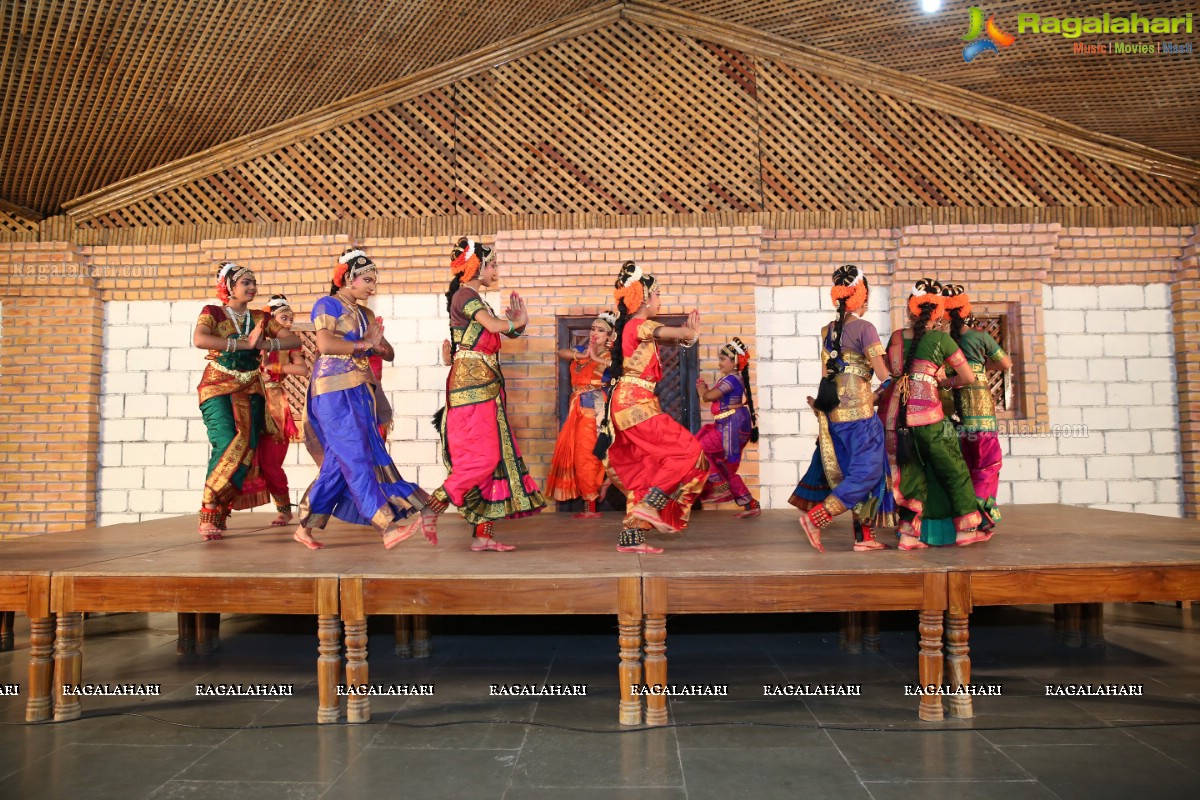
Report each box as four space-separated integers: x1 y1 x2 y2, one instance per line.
383 517 422 550
420 510 439 545
572 510 602 519
471 538 516 552
798 514 825 553
271 511 293 526
853 539 891 552
616 544 664 554
897 535 927 551
630 502 676 533
292 526 325 550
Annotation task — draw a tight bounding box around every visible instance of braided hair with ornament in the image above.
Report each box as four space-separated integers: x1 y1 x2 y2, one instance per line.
719 337 759 443
895 278 946 464
814 264 869 412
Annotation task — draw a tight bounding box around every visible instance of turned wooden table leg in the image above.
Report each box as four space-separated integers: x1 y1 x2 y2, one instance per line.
0 611 14 652
863 611 881 652
195 613 221 656
25 615 53 722
317 614 341 723
840 611 863 653
344 617 369 723
394 615 413 657
643 578 668 727
618 577 643 726
54 611 84 721
918 610 944 722
413 615 431 658
1083 603 1106 649
176 612 196 655
945 611 973 719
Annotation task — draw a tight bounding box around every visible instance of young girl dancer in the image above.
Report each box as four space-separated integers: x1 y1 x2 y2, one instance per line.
292 249 429 550
885 278 992 549
790 265 895 552
192 263 300 540
941 283 1010 525
252 295 308 525
421 237 546 551
545 312 615 518
695 337 761 518
599 260 708 554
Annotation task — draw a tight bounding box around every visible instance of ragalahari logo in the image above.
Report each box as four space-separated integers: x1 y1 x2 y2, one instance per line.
962 7 1017 62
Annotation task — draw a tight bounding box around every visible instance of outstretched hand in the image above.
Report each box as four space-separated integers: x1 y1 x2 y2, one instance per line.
506 291 529 328
686 308 701 339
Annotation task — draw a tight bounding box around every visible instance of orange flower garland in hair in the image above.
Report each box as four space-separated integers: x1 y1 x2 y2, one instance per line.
907 278 946 321
450 238 483 283
613 260 646 314
941 284 972 319
829 264 868 313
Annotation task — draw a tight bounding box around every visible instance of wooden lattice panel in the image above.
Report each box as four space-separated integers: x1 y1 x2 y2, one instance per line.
2 0 596 216
0 207 38 237
665 0 1200 161
756 62 1200 210
81 97 459 228
454 20 762 216
972 314 1009 413
72 15 1200 230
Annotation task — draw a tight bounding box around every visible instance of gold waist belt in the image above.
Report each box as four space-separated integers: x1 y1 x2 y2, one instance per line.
909 372 939 385
618 375 656 392
209 361 259 383
454 349 498 363
714 407 742 421
572 383 604 395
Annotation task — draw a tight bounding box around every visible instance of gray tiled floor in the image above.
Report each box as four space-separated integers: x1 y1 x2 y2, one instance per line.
1 604 1199 799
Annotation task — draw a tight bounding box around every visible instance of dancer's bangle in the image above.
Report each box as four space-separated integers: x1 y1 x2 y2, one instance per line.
506 320 515 335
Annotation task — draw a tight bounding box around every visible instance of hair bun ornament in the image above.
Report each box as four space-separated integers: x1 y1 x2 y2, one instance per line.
908 277 946 321
450 237 483 282
613 261 646 314
339 249 367 265
941 283 972 317
596 310 618 329
830 264 868 312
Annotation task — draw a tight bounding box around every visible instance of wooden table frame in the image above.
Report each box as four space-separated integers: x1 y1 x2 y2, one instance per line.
641 571 951 724
50 575 343 723
339 575 645 724
947 565 1200 719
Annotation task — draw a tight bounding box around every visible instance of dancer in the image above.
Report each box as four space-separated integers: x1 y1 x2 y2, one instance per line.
695 337 761 518
884 278 992 549
941 284 1010 525
422 237 545 551
192 263 300 540
247 295 308 525
292 249 429 550
789 265 895 552
599 260 708 554
545 312 616 518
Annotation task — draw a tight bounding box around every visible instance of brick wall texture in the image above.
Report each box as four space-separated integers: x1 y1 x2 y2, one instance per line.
1 222 1197 533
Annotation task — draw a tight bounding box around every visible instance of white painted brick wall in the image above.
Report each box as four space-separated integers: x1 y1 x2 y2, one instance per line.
1014 285 1182 518
98 295 450 525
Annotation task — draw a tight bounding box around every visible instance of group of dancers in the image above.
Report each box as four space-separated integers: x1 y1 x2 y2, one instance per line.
191 243 1008 554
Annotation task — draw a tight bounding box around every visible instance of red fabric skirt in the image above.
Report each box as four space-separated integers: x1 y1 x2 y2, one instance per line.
608 414 708 531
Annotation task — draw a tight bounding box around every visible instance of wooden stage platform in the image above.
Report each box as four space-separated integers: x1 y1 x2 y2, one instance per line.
2 505 1199 726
